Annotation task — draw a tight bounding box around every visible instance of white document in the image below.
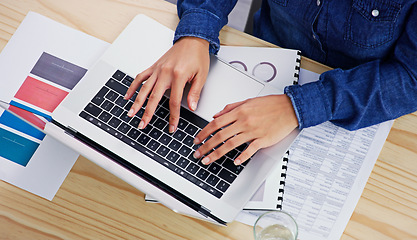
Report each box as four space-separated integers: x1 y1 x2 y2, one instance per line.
0 12 109 200
235 68 393 240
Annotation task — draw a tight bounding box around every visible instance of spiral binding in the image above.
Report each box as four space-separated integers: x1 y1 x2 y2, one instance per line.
277 150 290 210
293 51 302 85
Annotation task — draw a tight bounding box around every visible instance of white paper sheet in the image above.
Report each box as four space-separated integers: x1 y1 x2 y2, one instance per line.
0 12 109 200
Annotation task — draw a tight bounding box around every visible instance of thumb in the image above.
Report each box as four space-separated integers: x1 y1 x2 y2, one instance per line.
187 73 206 111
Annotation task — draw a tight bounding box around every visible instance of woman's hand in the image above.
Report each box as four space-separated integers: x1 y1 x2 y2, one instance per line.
124 37 210 133
193 94 299 165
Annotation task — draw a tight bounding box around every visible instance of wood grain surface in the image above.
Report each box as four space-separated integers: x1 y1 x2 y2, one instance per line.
0 1 416 239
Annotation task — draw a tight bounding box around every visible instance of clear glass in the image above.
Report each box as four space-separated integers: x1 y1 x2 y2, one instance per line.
253 211 298 240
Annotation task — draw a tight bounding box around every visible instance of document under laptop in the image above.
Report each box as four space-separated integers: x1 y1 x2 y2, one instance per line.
1 14 299 224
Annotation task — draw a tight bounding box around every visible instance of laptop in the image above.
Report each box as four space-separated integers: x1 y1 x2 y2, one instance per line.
1 14 299 224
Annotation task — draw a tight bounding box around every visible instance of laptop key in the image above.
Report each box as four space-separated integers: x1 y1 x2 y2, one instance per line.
127 128 140 140
98 112 112 122
206 174 220 187
173 129 186 141
159 133 172 145
178 145 192 157
167 151 180 163
196 168 210 181
124 101 133 111
105 79 128 95
150 128 162 140
168 139 181 151
141 124 152 134
184 124 198 136
208 162 221 174
216 180 230 193
180 107 208 129
177 118 188 130
147 140 160 151
110 106 124 117
84 103 102 117
130 117 141 127
183 136 194 147
118 122 131 134
101 100 114 111
92 87 108 105
124 75 134 83
177 157 190 169
155 107 169 119
206 186 223 198
120 111 131 122
154 118 167 130
186 163 199 174
108 117 122 129
223 159 245 174
156 146 169 157
112 70 125 81
115 96 128 107
218 169 237 184
137 134 150 145
105 90 118 101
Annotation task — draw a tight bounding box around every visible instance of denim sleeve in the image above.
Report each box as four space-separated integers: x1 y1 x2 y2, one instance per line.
175 0 237 54
285 4 417 130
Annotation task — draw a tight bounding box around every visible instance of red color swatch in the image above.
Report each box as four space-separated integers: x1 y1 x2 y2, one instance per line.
14 76 68 112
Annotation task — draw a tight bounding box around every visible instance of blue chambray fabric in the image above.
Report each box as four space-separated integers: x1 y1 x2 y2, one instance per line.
175 0 417 130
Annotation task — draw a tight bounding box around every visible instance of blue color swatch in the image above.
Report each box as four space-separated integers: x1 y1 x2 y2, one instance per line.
0 128 40 166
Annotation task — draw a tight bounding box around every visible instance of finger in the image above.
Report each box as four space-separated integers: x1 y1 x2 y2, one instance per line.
168 77 187 133
193 112 235 145
213 101 245 118
200 133 249 165
194 119 240 160
124 68 152 100
127 75 156 117
187 72 206 111
139 82 168 129
234 139 262 165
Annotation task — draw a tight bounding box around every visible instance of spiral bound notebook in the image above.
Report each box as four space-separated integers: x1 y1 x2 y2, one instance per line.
146 46 301 211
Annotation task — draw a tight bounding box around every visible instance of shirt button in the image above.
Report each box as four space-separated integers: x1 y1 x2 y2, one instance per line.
313 34 316 39
372 9 379 17
317 0 321 6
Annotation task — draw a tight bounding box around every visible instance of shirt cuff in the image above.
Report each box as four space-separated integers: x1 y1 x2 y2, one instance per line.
284 81 332 129
174 9 223 54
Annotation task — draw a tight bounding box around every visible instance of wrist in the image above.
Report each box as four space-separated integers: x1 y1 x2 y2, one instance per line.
176 36 210 50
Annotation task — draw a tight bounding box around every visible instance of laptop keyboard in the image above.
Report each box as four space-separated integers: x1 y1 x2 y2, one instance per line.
79 70 250 198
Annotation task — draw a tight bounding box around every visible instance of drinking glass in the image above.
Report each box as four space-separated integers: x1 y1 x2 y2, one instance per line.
253 210 298 240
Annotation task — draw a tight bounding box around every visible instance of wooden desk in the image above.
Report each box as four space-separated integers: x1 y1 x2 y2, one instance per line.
1 1 416 239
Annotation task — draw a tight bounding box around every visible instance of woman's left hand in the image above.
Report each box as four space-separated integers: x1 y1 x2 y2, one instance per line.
193 94 299 166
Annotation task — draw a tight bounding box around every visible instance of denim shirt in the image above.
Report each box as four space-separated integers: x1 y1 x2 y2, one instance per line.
175 0 417 130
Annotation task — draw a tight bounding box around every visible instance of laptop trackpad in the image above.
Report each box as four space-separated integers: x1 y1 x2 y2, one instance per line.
182 56 265 121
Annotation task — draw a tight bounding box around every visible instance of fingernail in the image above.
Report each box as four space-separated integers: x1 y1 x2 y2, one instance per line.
202 157 210 165
138 120 144 129
193 137 200 144
169 124 175 133
234 158 242 165
128 109 134 117
190 101 197 111
124 94 129 100
193 150 200 159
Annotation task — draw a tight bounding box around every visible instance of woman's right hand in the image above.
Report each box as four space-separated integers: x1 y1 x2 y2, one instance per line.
124 36 210 133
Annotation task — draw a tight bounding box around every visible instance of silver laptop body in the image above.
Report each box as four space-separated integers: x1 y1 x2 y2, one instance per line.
45 15 298 224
